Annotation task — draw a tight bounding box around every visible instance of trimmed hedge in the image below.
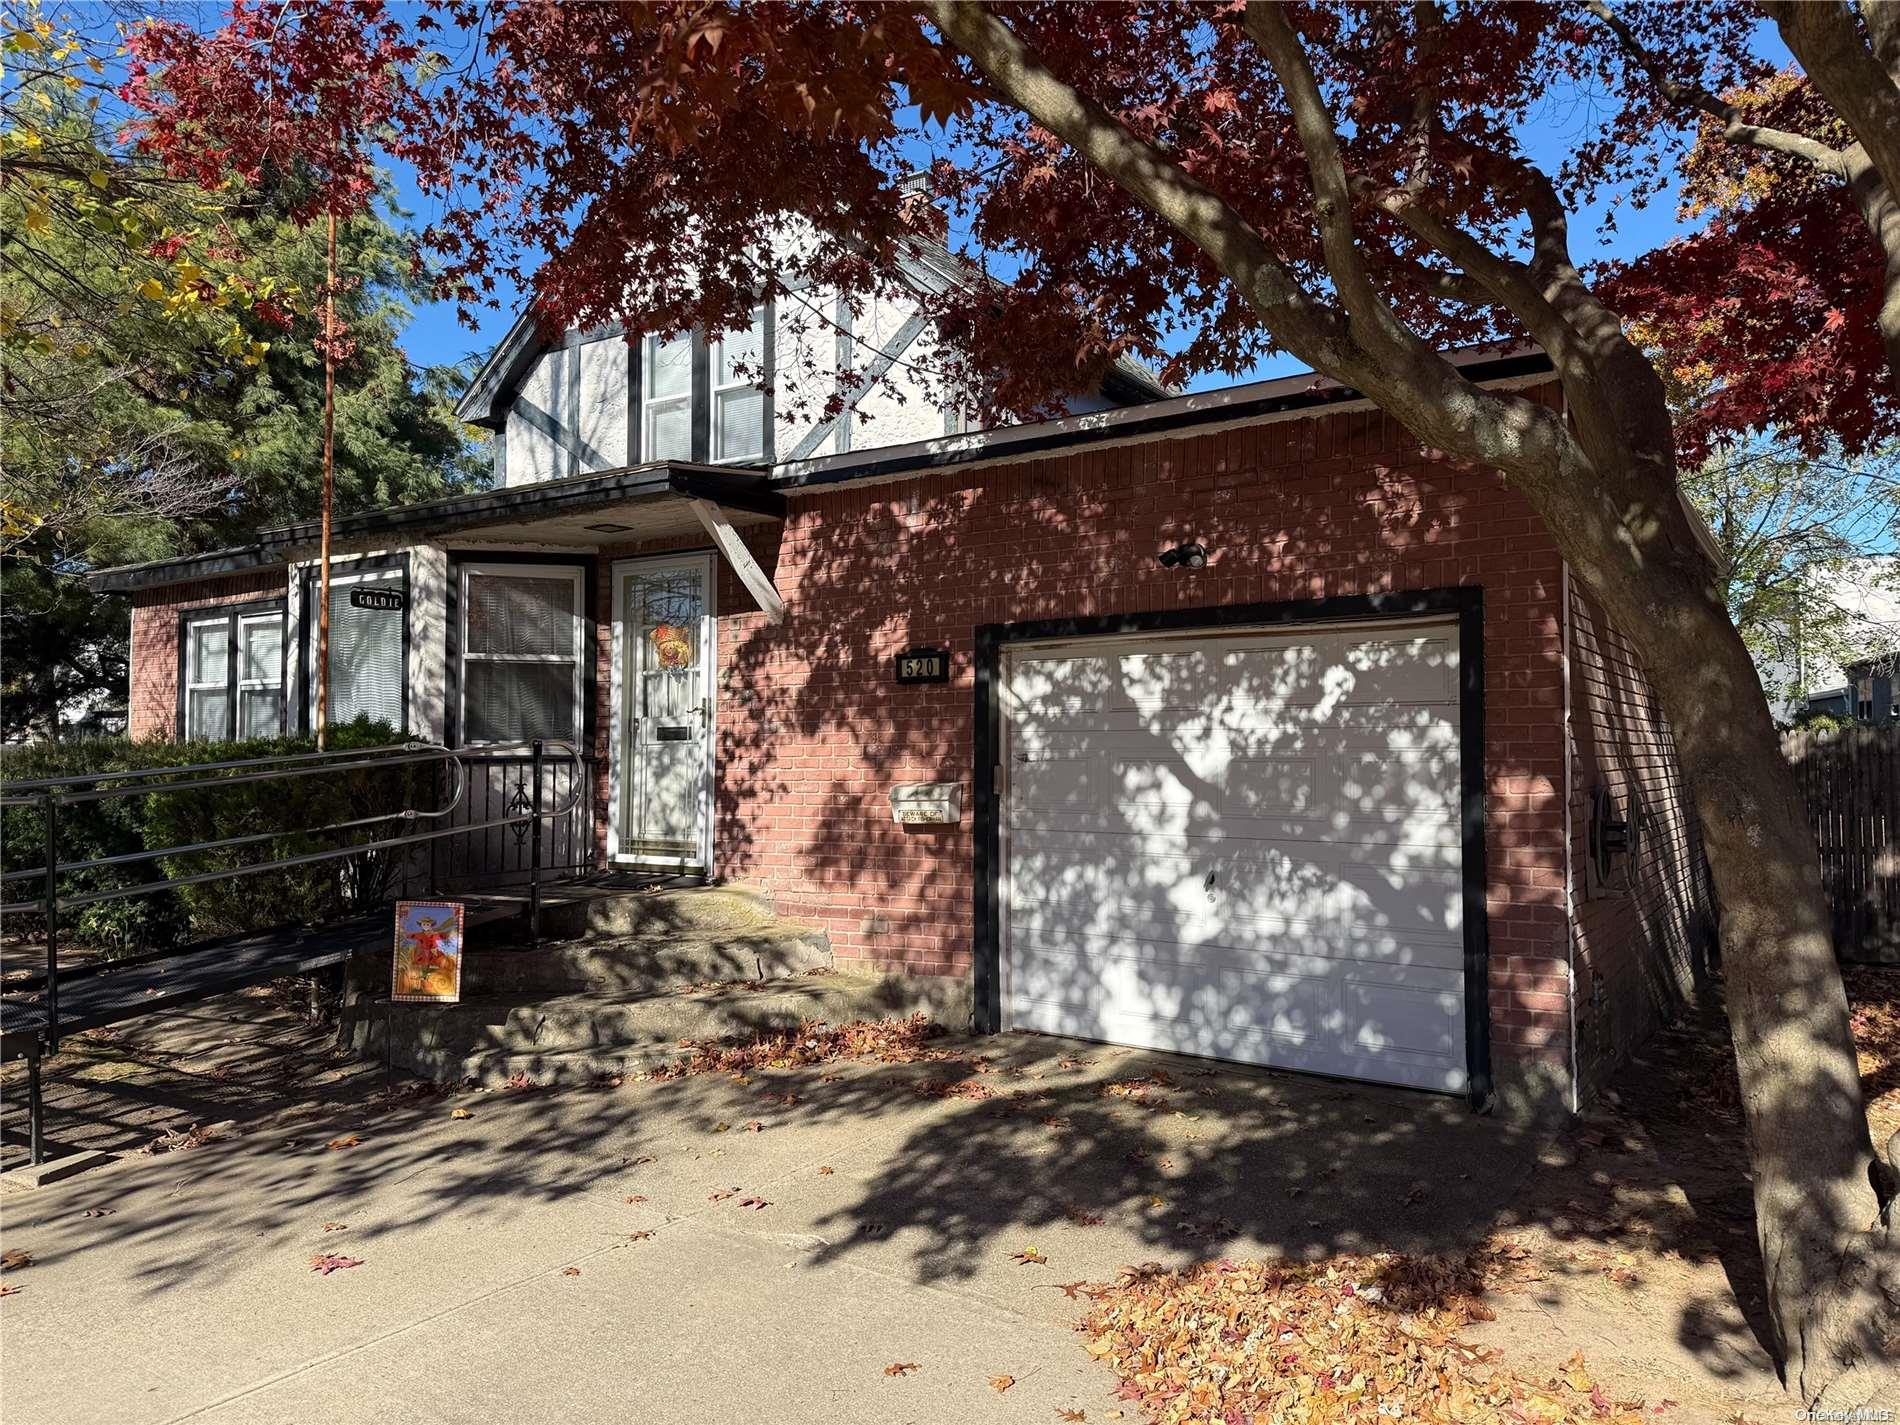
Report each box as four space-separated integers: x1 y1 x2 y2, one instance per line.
0 719 427 953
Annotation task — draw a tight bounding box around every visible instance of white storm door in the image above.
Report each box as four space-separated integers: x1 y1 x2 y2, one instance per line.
612 554 716 869
1001 621 1467 1093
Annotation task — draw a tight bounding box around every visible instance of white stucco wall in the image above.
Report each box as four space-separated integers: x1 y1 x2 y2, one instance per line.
506 348 571 487
576 337 629 473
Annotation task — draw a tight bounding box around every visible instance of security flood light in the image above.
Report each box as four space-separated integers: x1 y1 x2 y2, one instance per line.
1158 542 1208 570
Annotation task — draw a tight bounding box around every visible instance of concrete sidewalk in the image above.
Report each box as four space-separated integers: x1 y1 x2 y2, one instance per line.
0 1036 1540 1424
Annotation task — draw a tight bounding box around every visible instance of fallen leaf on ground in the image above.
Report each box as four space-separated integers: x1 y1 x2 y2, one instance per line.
623 1154 656 1168
0 1284 19 1298
450 1108 472 1120
309 1254 363 1275
713 1122 731 1133
1057 1410 1086 1421
0 1250 31 1272
80 1208 114 1218
326 1135 359 1150
561 1266 581 1277
624 1194 648 1204
989 1374 1016 1393
627 1230 654 1242
1012 1247 1048 1266
1064 1204 1106 1227
743 1120 763 1133
501 1072 536 1091
1053 1281 1090 1299
737 1196 770 1211
884 1362 921 1377
817 1165 834 1175
320 1222 347 1233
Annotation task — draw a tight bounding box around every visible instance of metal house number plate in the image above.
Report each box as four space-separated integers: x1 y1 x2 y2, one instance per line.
894 647 949 685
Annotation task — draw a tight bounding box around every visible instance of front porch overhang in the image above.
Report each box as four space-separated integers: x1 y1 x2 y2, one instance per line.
89 463 789 621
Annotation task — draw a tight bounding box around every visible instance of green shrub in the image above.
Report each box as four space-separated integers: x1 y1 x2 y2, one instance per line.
0 719 425 953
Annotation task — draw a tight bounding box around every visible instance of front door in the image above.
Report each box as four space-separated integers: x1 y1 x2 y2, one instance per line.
612 554 716 869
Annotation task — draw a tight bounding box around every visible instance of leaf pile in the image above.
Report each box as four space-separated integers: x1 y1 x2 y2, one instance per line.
649 1014 963 1080
1846 967 1900 1140
1077 1250 1651 1424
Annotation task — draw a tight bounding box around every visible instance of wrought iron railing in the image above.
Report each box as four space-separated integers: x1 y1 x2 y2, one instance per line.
426 748 597 890
0 739 585 1054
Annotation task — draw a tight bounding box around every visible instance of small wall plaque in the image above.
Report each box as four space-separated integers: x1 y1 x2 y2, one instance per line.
350 586 407 612
890 782 962 826
894 647 950 685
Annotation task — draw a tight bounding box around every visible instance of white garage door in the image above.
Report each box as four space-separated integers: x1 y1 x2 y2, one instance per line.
1001 620 1468 1093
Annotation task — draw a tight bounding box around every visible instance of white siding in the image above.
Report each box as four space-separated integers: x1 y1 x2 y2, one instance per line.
505 348 571 487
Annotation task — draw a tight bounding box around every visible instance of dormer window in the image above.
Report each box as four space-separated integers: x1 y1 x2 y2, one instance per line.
712 306 767 462
642 331 694 463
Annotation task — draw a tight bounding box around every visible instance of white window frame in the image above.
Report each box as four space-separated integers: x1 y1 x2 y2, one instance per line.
641 331 693 463
457 561 586 748
183 613 233 742
711 305 767 463
235 611 286 739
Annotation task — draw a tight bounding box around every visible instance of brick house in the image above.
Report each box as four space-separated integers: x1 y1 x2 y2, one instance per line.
91 289 1716 1117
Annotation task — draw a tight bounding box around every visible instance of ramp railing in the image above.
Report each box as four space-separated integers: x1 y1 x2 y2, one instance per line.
0 739 585 1054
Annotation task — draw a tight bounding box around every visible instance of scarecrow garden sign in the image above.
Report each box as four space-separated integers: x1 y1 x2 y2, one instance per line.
392 901 464 1003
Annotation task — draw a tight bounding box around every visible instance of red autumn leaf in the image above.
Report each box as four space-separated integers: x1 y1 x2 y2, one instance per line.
309 1254 363 1275
884 1362 921 1377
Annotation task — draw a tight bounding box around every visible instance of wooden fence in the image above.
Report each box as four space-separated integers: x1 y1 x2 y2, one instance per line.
1784 725 1899 964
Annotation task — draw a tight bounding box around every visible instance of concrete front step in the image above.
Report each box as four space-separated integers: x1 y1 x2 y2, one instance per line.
463 925 832 997
470 884 781 945
340 970 963 1087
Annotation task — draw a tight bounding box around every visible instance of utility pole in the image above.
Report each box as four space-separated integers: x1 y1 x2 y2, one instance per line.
316 206 336 751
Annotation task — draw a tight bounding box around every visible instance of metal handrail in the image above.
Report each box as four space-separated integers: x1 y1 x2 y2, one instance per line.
0 743 468 887
0 738 587 1052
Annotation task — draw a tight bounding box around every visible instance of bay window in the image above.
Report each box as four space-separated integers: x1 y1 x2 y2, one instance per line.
458 562 585 746
181 601 285 742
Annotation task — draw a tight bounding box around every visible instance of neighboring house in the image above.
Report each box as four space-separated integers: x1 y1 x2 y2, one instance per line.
1758 555 1900 722
87 270 1716 1117
1805 653 1897 722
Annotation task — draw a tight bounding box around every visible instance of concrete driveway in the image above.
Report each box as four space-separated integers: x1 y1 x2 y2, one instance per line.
0 1034 1541 1424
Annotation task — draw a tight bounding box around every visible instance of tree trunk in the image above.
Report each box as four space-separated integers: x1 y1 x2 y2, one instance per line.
1628 564 1898 1404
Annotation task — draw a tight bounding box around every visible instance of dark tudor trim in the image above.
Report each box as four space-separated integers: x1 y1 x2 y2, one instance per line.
174 597 287 742
294 552 412 738
970 585 1493 1111
443 550 598 753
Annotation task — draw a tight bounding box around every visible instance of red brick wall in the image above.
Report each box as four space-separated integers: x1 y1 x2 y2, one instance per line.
1567 580 1715 1096
598 400 1575 1085
127 570 285 740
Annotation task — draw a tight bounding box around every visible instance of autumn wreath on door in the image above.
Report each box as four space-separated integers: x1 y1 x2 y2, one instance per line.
650 622 692 669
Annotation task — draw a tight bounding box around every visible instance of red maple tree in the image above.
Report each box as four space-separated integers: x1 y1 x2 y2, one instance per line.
121 1 1900 1402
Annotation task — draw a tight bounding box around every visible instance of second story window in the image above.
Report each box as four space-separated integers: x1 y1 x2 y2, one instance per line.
643 331 693 462
712 306 767 462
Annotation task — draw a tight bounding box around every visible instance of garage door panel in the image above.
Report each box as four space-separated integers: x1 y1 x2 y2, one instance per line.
1003 619 1468 1093
1006 987 1464 1094
1007 923 1467 988
1007 835 1464 933
1007 895 1468 971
